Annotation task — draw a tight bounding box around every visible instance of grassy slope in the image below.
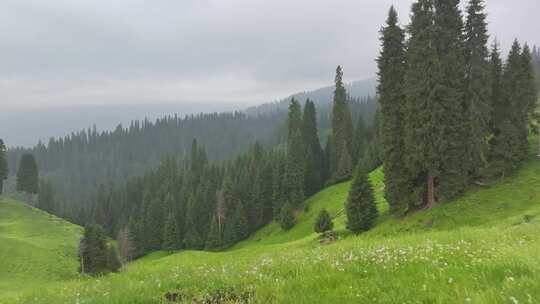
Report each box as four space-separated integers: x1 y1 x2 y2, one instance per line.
9 157 540 303
0 199 82 301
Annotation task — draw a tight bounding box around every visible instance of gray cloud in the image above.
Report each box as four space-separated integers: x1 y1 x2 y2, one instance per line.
1 0 538 109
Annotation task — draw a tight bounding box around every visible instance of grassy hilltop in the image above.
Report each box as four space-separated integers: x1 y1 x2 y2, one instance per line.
0 199 82 301
2 158 540 303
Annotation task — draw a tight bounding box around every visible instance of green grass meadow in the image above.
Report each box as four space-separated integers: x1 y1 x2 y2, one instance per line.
1 157 540 303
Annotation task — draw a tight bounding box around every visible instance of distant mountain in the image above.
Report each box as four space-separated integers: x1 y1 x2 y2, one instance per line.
245 78 377 116
0 103 238 148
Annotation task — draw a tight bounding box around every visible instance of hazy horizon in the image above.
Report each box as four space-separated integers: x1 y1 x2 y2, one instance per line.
1 0 538 111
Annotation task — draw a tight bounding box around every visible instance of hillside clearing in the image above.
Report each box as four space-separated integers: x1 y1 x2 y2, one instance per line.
4 158 539 303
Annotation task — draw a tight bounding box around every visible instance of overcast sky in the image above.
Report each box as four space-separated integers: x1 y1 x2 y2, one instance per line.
1 0 538 110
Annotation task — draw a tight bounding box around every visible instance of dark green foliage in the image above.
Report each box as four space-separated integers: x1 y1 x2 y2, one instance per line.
464 0 491 177
79 224 108 275
334 143 353 183
430 0 468 201
106 245 122 273
184 194 205 249
205 216 222 250
271 153 288 218
314 208 333 234
279 202 295 231
490 40 537 175
329 66 354 183
377 6 408 213
162 213 181 251
521 45 539 136
16 153 39 195
351 117 367 167
286 98 305 206
38 179 55 213
402 0 468 208
0 139 7 195
345 168 378 234
487 42 511 175
223 202 249 246
532 46 540 90
287 130 305 206
302 99 325 196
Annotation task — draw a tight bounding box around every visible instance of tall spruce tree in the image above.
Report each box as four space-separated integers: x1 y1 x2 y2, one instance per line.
521 45 539 149
16 153 39 203
330 66 354 183
302 99 324 196
377 6 408 213
504 41 529 165
287 98 305 206
404 0 467 208
431 0 468 201
464 0 491 177
487 41 512 175
0 139 7 195
403 0 437 209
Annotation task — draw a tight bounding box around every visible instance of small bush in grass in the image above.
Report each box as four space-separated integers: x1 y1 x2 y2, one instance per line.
314 208 333 234
279 202 295 230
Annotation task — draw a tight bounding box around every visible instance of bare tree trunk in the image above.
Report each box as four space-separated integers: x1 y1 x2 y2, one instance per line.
426 175 435 209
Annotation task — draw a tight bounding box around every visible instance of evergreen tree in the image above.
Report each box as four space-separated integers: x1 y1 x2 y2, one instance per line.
314 208 333 234
287 130 305 206
287 97 303 139
377 6 408 213
491 40 535 173
16 153 39 203
330 66 354 182
79 224 108 275
38 179 55 213
431 0 468 201
334 142 353 183
345 168 378 234
271 154 288 218
464 0 491 177
223 201 249 246
117 226 135 262
184 194 205 249
487 41 513 175
279 202 295 230
204 215 222 250
0 139 7 195
404 0 467 208
351 116 367 167
302 99 325 196
520 45 539 148
162 213 181 251
106 245 122 272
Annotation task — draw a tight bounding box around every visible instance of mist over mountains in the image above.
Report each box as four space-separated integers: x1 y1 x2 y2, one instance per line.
2 78 376 148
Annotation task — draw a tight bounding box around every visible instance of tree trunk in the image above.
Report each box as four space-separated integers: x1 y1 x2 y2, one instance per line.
426 175 435 209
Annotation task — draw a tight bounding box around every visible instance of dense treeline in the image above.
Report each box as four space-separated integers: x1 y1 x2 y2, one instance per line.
6 97 378 224
65 69 381 256
378 0 538 214
6 112 284 202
